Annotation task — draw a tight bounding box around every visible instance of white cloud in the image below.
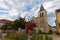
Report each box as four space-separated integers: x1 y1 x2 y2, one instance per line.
8 9 18 16
0 0 8 9
0 0 60 26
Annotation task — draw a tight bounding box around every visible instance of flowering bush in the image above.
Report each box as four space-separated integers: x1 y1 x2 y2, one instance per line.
26 21 36 31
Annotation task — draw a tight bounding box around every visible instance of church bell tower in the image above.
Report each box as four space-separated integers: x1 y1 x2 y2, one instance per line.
37 4 50 33
38 5 47 18
32 4 50 33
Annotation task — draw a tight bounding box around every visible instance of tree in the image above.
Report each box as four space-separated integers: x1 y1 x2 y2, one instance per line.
19 17 26 29
12 17 26 30
1 17 26 30
0 22 13 30
1 25 7 30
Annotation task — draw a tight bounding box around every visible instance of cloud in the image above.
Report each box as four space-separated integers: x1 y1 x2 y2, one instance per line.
0 0 9 9
0 0 60 26
43 0 60 26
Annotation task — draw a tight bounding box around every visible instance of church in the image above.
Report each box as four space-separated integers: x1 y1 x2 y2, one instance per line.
32 4 50 33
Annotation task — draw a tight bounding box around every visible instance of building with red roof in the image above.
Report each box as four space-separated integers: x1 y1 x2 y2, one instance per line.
0 19 12 26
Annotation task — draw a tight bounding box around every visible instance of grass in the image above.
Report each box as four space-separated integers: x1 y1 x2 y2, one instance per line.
32 33 44 40
3 31 53 40
32 33 52 40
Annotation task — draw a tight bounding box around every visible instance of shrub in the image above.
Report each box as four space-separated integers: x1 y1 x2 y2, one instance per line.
15 34 27 40
32 33 44 40
39 34 44 40
5 31 53 40
45 35 52 40
5 31 27 40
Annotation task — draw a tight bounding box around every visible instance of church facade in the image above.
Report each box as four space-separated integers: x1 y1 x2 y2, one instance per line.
32 5 50 33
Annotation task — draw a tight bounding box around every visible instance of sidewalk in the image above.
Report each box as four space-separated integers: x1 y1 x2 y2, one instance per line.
0 39 2 40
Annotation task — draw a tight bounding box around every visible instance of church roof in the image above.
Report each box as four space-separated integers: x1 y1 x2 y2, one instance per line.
40 4 45 11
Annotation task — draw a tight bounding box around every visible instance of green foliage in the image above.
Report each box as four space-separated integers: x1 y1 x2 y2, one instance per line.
1 25 7 30
32 33 39 40
15 34 27 40
1 17 26 30
32 33 44 40
12 17 26 30
5 31 53 40
32 33 53 40
0 22 13 30
45 35 52 40
39 34 44 40
5 31 27 40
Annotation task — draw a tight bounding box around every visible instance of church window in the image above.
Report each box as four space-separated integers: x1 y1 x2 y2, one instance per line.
40 12 44 17
40 13 41 17
42 12 44 17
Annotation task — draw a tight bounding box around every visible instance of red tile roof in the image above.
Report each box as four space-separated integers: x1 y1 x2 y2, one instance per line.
0 19 12 23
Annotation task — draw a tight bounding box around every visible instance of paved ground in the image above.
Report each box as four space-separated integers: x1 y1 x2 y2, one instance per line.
51 35 60 40
0 39 1 40
48 34 60 40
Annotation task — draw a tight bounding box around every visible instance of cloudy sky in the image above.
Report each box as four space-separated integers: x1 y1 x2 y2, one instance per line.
0 0 60 26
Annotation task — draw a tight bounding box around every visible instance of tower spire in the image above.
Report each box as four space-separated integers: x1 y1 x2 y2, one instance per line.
40 4 45 11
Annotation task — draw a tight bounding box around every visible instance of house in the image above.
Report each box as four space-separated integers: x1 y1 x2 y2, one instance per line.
55 9 60 33
0 19 12 27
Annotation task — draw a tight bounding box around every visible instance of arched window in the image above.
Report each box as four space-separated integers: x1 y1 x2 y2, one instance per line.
42 12 44 17
40 13 41 17
40 12 44 17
